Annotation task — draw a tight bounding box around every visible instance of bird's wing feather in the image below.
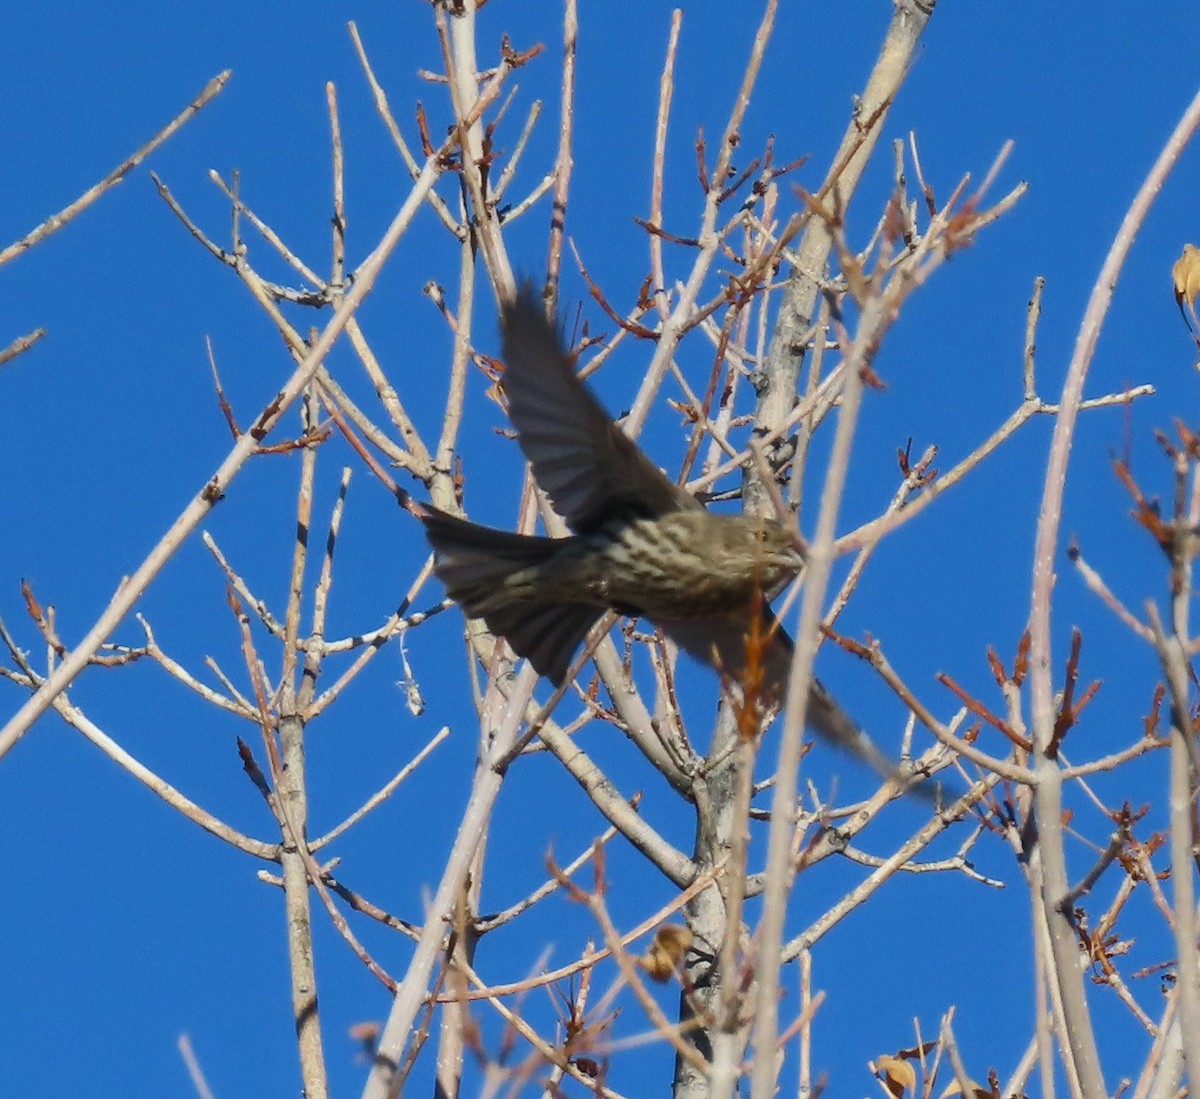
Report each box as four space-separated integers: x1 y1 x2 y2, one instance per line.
657 610 906 782
501 288 699 532
483 600 604 687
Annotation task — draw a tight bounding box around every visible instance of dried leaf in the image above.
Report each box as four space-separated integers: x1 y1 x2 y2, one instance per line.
349 1020 380 1056
1172 243 1200 333
639 925 693 981
1173 243 1200 307
875 1053 917 1097
938 1079 993 1098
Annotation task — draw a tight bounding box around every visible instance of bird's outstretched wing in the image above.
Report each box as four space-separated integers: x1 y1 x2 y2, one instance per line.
500 287 699 533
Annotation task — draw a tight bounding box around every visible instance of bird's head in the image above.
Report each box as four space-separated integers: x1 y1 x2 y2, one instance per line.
752 519 805 596
700 513 803 598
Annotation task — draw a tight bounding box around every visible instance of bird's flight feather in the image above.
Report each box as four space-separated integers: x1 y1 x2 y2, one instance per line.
500 288 699 532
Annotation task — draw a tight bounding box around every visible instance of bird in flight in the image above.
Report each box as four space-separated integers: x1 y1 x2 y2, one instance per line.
420 287 905 779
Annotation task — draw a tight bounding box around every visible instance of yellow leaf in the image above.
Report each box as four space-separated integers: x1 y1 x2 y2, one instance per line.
1172 244 1200 338
1174 243 1200 307
938 1080 991 1099
874 1053 917 1097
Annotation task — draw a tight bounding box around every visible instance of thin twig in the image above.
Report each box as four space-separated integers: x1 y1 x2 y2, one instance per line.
0 72 231 267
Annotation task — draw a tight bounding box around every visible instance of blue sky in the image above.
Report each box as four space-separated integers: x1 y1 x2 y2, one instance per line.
3 4 1200 1097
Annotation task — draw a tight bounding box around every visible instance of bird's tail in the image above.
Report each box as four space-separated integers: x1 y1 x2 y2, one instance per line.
664 610 922 788
419 506 604 686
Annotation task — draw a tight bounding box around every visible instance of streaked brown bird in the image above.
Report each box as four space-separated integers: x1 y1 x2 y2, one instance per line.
420 289 898 776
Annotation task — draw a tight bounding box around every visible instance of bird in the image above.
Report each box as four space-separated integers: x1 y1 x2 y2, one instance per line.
419 287 903 778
